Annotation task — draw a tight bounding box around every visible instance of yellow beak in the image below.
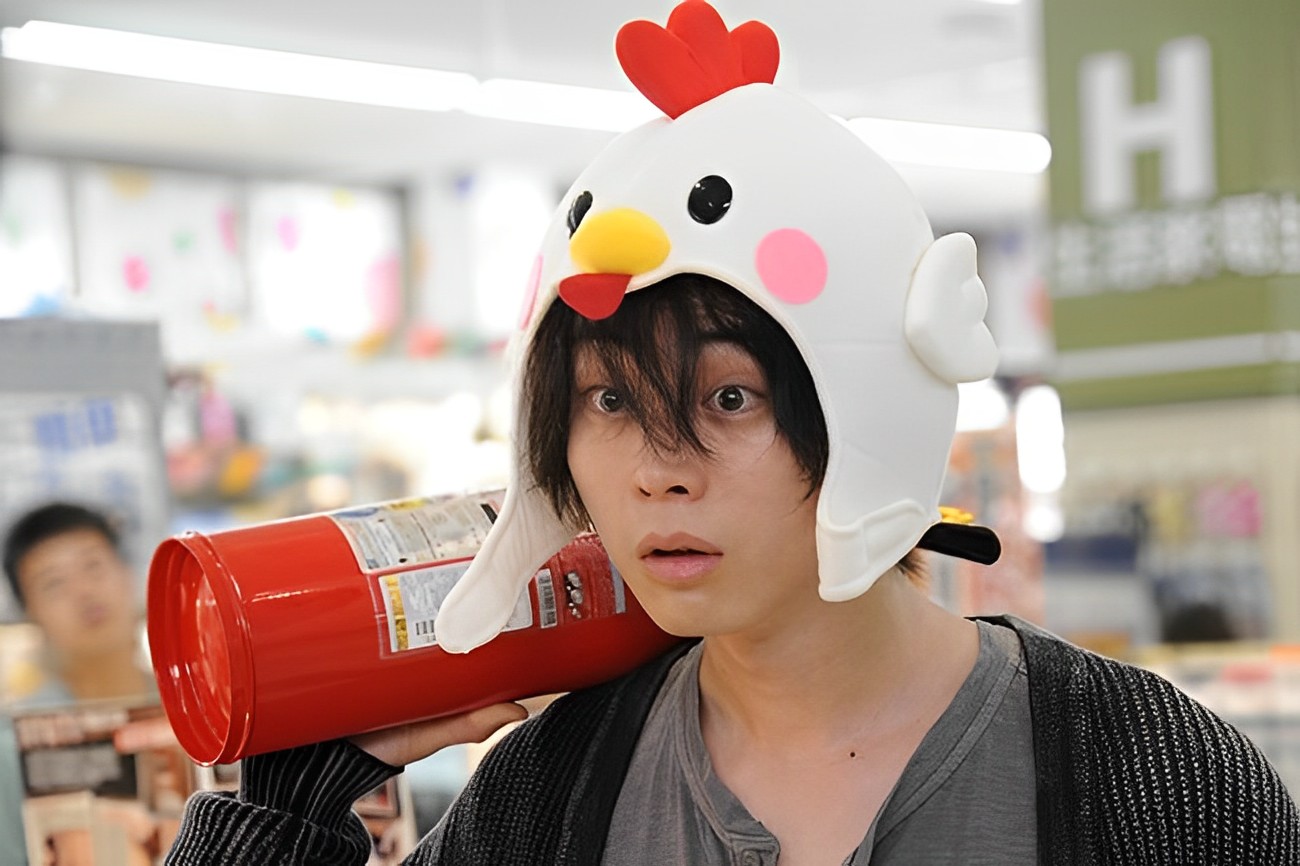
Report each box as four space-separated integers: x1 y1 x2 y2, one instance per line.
569 208 671 275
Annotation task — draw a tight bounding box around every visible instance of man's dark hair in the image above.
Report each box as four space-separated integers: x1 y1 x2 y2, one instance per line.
522 273 829 527
3 502 120 607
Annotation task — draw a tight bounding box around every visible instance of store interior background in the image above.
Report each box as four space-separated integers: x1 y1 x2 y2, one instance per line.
1 0 1296 846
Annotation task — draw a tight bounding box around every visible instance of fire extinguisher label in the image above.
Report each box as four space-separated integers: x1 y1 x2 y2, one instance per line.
378 560 535 653
329 492 503 572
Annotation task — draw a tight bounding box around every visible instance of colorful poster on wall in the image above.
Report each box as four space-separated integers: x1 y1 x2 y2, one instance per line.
0 155 74 317
71 163 246 360
245 182 402 344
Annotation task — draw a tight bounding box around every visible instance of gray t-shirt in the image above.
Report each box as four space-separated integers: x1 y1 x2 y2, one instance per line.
603 620 1036 865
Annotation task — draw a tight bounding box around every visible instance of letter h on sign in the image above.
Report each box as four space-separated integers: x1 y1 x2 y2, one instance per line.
1079 36 1216 217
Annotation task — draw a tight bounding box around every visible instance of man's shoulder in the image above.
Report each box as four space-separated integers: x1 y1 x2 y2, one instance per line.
432 642 693 863
986 614 1300 861
455 640 694 800
989 614 1254 748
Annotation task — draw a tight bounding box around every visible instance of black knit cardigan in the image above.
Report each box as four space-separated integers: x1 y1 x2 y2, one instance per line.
167 616 1300 865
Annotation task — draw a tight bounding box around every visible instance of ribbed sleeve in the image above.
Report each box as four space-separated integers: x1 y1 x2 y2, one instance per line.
165 740 401 865
240 740 400 825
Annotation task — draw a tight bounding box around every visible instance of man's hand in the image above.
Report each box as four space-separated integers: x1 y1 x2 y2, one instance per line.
349 702 528 767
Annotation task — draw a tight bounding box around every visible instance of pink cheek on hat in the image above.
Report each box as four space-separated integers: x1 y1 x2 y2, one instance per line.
519 253 543 329
755 228 827 305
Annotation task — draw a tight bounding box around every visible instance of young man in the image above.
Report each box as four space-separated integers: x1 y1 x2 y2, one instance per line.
2 501 152 705
165 3 1298 864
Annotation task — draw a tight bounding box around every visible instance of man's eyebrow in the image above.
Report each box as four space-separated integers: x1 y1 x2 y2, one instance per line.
20 539 106 579
24 564 66 582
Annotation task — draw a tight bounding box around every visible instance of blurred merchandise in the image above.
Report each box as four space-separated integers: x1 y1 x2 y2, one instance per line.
8 701 202 866
160 365 512 528
2 697 419 864
161 369 263 509
932 380 1046 626
1054 399 1298 645
355 777 419 866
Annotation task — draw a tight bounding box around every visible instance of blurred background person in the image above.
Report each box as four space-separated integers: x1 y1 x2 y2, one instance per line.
1 501 154 866
2 502 152 706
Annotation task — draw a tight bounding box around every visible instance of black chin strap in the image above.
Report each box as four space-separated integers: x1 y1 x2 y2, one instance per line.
915 522 1002 565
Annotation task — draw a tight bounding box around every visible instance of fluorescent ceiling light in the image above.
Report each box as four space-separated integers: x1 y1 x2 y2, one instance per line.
3 19 1050 164
0 21 476 111
847 117 1051 174
469 79 659 133
1 20 652 131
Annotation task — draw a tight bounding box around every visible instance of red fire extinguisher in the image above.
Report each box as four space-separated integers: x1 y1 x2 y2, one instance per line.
147 489 680 766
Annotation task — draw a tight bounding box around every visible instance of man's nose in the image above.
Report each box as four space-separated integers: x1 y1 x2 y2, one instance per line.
633 445 706 500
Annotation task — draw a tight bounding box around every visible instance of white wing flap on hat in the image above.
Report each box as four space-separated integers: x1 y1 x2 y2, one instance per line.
904 232 999 384
432 480 574 654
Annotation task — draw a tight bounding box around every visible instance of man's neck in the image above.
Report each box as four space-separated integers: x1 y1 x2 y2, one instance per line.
59 645 150 702
697 571 978 754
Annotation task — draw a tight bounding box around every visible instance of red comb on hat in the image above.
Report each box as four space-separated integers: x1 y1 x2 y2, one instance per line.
616 0 779 119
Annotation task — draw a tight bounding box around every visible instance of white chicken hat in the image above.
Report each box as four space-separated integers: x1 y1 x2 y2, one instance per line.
435 0 1001 653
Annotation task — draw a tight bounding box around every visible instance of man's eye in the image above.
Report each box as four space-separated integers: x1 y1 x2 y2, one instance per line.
713 386 747 412
597 389 625 413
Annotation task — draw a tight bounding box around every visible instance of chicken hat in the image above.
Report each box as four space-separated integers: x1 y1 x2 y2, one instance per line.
434 0 1001 653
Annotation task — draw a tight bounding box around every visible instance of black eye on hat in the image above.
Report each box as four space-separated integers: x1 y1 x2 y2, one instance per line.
567 191 593 236
688 175 732 224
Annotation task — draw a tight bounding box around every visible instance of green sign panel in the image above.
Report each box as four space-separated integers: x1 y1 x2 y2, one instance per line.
1042 0 1300 408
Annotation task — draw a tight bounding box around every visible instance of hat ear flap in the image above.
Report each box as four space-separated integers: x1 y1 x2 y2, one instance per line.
433 483 575 654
